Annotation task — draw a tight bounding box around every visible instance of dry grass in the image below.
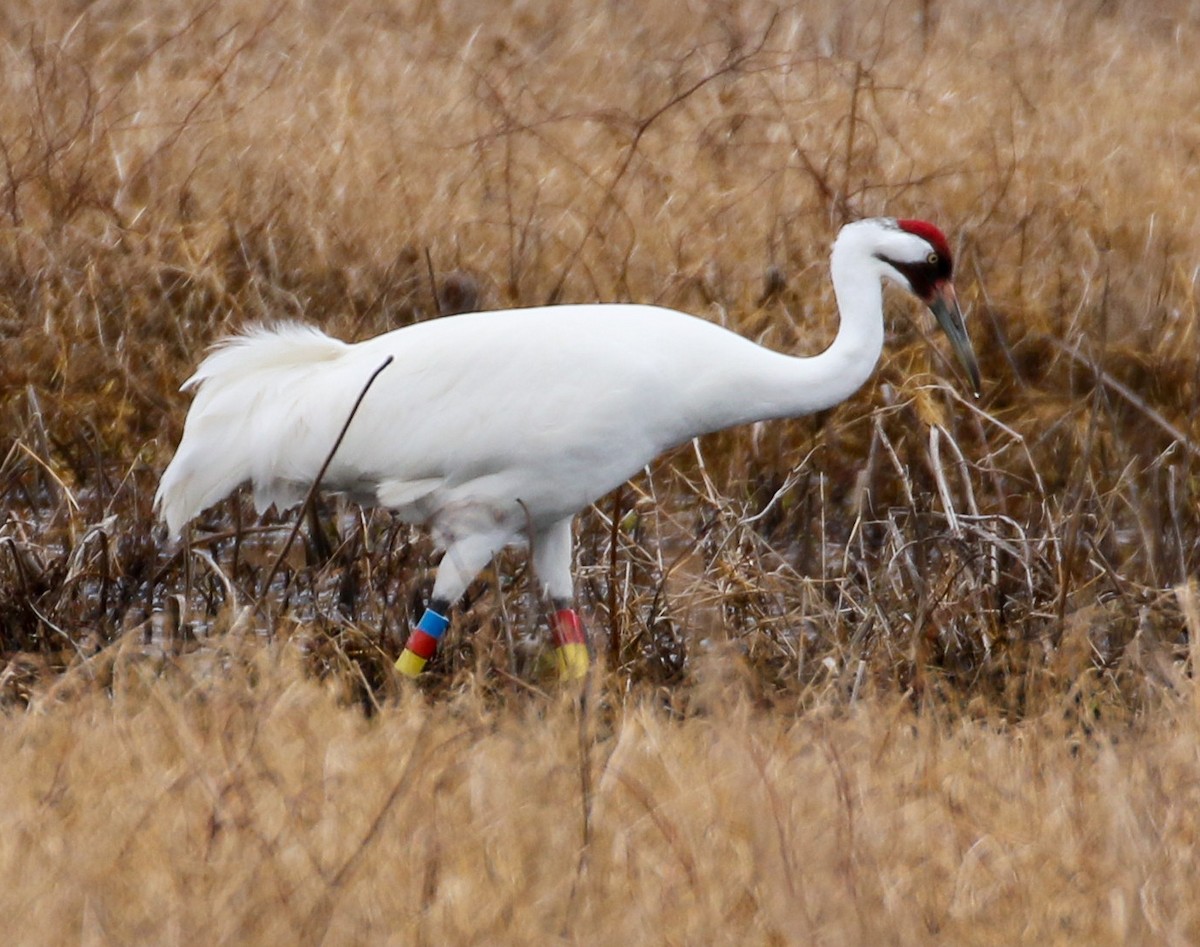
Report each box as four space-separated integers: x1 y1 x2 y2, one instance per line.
3 0 1200 941
5 644 1200 944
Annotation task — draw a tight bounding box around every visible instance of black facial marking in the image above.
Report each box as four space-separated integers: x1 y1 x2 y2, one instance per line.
877 252 953 301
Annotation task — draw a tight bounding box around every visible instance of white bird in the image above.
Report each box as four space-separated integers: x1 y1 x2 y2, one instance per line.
156 217 980 680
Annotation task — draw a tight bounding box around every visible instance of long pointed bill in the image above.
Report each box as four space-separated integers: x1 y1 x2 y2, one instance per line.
927 281 981 397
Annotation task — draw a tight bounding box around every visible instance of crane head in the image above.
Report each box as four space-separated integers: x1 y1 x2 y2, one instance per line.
875 219 982 397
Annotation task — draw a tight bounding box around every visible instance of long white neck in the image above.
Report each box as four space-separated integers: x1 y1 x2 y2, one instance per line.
680 235 887 435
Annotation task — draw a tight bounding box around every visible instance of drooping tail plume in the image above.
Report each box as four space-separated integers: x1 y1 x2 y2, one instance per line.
155 324 350 537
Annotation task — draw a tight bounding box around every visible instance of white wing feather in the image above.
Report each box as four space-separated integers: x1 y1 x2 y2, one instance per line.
156 305 805 540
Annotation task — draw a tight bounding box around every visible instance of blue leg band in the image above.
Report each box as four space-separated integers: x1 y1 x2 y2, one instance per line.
416 608 450 640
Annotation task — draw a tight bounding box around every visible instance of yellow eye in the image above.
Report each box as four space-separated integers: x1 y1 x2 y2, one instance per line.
927 252 939 265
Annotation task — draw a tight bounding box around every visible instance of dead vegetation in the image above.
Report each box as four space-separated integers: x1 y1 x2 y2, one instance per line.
2 0 1200 941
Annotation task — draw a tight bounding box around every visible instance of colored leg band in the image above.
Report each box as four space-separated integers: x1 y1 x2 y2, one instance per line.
405 629 440 660
395 649 427 678
416 608 451 638
554 643 590 681
551 609 587 647
551 609 589 680
396 608 450 678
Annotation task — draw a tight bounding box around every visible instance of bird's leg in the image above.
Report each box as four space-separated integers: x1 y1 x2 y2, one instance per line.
550 602 589 681
395 528 515 678
395 598 452 678
532 518 590 681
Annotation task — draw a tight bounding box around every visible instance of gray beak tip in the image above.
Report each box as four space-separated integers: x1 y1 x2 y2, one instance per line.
928 281 981 399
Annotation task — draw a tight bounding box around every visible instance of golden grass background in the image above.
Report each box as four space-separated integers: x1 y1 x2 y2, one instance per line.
3 0 1200 941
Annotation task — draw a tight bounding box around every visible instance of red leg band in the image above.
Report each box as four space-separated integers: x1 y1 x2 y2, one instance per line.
404 628 440 660
551 609 587 647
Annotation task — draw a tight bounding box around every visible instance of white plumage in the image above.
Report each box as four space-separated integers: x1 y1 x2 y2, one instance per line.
156 217 980 677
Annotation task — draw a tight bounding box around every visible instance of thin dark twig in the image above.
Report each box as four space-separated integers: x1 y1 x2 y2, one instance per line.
544 10 780 303
1051 337 1200 461
608 486 623 662
563 678 596 935
304 722 483 941
254 356 394 612
424 247 442 317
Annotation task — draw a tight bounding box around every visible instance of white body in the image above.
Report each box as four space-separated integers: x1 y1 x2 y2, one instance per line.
156 219 941 605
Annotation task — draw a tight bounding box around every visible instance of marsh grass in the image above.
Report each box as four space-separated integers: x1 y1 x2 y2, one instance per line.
7 641 1200 943
3 0 1200 941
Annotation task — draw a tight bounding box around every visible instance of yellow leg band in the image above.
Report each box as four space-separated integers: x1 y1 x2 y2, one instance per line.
395 649 427 678
554 643 590 681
